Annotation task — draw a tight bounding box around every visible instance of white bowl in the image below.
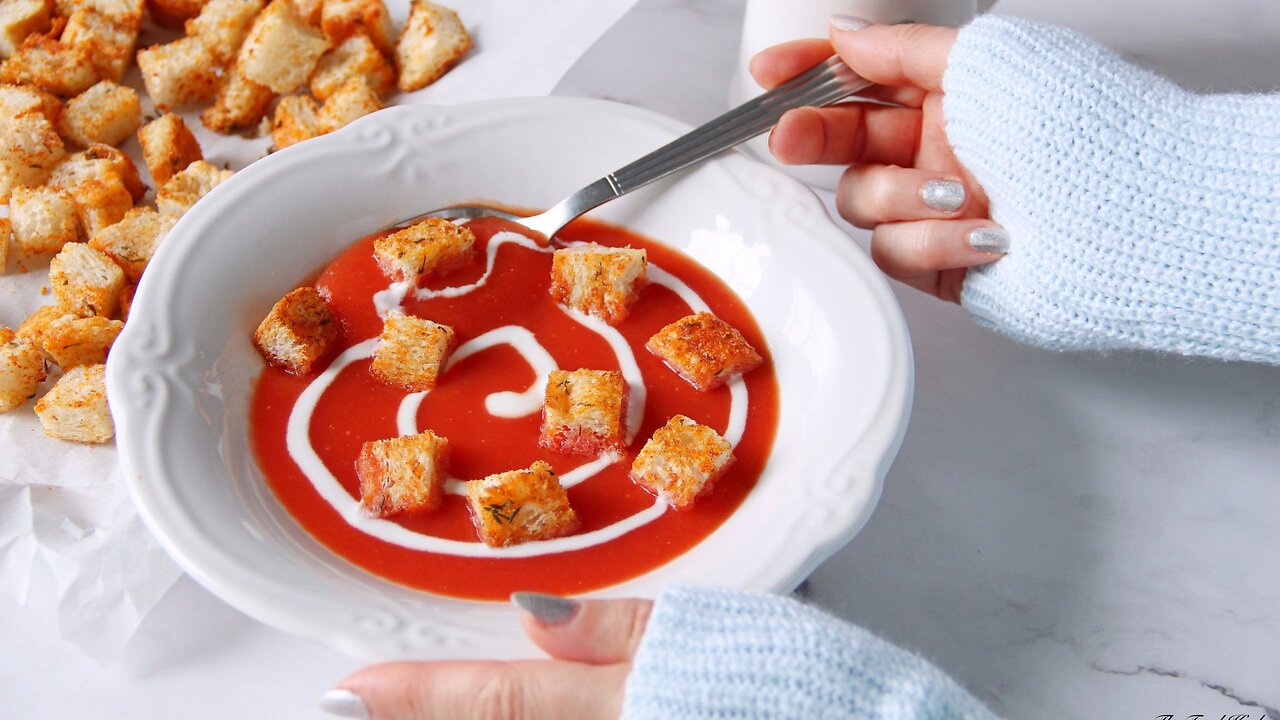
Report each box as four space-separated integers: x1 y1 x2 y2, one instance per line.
106 97 913 661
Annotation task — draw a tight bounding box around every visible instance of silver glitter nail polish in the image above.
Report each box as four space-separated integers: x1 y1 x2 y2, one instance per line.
967 227 1011 254
830 14 872 32
319 690 370 719
920 179 966 213
511 592 581 626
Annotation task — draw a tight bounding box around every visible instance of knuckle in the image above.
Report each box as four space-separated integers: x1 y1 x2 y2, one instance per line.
914 222 950 268
470 671 525 720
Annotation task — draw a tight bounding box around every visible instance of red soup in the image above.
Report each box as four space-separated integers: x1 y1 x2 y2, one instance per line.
251 216 779 600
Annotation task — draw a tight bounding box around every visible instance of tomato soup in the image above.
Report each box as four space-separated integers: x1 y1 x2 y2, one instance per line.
250 216 779 600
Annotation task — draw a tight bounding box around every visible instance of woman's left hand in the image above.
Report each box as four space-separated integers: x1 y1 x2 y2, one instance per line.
321 595 650 720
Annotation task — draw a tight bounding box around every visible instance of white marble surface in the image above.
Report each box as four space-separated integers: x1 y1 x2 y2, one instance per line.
5 0 1279 717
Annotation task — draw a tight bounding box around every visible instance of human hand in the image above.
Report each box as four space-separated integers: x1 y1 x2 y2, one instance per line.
320 594 650 719
751 19 1010 303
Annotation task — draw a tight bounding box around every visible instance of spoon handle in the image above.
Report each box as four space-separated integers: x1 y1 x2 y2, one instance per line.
526 56 872 238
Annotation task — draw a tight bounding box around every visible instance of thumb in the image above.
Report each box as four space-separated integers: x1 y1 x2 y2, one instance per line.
512 593 653 664
829 19 957 92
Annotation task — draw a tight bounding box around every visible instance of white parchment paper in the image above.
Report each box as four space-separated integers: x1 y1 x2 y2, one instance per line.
0 0 642 661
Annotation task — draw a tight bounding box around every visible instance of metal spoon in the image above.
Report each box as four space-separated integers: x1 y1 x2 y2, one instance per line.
400 56 875 238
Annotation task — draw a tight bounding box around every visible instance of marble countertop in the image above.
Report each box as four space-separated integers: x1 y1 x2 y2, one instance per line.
6 0 1278 717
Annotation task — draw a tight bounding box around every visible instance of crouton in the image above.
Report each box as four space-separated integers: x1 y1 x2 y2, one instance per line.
203 71 275 130
630 414 734 510
34 363 113 443
88 206 175 282
357 430 449 517
0 82 62 123
49 242 124 317
48 143 145 202
156 160 233 217
117 282 134 321
270 92 319 149
0 217 9 270
9 185 79 254
310 32 392 100
316 76 379 132
252 286 339 374
320 0 391 56
0 111 64 201
549 244 647 325
0 328 46 413
646 312 763 392
200 59 275 133
54 0 144 26
146 0 205 29
464 461 579 547
17 305 79 351
395 0 469 92
0 35 100 96
41 314 123 367
369 311 453 391
74 174 135 237
61 8 137 82
137 112 202 186
237 0 329 94
372 216 475 285
59 80 140 146
0 0 51 59
539 369 627 456
185 0 263 64
136 35 220 111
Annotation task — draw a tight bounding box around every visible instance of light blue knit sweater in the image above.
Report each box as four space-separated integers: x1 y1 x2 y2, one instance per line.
622 16 1279 720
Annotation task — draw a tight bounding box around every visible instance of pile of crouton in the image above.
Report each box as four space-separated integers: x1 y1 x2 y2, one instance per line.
253 217 766 547
0 0 470 445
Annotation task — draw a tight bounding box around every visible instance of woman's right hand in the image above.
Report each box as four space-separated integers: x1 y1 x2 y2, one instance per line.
751 19 1009 303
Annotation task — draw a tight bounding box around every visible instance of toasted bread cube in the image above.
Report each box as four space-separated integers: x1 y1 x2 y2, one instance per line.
465 461 579 547
202 67 274 133
646 312 763 392
630 415 734 510
88 206 175 282
395 0 469 92
549 244 647 325
117 282 134 320
539 369 627 456
136 35 220 111
156 159 232 217
372 216 475 285
316 76 378 132
0 217 9 270
369 311 453 391
61 8 137 82
74 174 134 236
48 143 145 202
185 0 263 64
252 286 338 374
0 328 47 413
137 112 202 186
0 81 62 123
357 430 449 517
54 0 143 26
50 242 124 317
320 0 391 56
0 112 64 200
17 305 80 354
310 32 391 100
9 185 79 253
146 0 204 29
41 314 123 367
238 0 329 94
59 79 140 146
0 35 100 96
270 92 319 149
0 0 52 58
34 363 113 442
200 59 275 133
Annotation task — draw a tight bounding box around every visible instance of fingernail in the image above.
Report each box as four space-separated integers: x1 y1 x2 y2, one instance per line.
968 227 1011 254
319 689 369 719
511 592 580 626
920 179 966 213
830 14 872 32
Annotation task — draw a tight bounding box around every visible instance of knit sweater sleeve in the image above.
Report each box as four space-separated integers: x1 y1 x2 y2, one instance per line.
944 16 1280 363
620 585 998 720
